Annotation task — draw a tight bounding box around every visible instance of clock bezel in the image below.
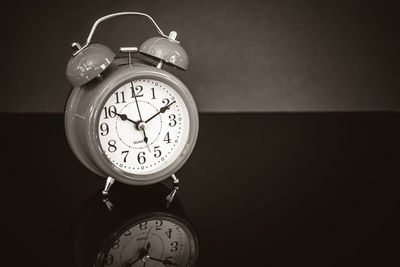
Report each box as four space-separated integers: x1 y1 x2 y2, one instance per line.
86 65 199 185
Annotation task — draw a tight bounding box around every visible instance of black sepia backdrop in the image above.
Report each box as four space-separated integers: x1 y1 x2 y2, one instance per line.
1 0 399 112
1 1 400 266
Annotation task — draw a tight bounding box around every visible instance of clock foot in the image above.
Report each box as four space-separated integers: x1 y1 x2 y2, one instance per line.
102 176 115 196
156 59 164 69
102 197 114 212
166 174 179 204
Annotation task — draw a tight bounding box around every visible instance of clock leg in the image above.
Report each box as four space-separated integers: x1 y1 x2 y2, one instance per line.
102 176 115 196
102 197 114 212
166 174 179 204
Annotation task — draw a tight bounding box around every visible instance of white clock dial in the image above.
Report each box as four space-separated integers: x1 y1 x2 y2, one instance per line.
103 219 192 267
98 79 190 175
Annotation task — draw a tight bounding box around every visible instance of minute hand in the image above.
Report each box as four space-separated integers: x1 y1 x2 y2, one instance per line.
145 101 176 123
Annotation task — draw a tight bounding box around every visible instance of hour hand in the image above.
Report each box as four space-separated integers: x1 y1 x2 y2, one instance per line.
116 113 139 125
149 256 178 266
122 247 147 267
122 257 140 267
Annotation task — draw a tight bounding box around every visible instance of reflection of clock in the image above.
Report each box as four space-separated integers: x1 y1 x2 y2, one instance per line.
72 183 198 267
99 214 197 266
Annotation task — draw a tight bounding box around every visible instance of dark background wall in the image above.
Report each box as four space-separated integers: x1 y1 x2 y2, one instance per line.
1 0 399 112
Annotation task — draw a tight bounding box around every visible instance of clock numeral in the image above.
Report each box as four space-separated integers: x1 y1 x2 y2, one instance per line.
169 114 177 127
162 98 170 106
112 239 120 249
155 220 163 230
139 221 148 230
164 132 171 144
103 105 117 119
154 146 162 158
121 150 129 163
114 91 126 104
165 228 173 239
150 87 156 99
105 255 114 265
170 241 179 252
99 123 109 136
108 140 117 153
131 85 144 97
137 151 146 164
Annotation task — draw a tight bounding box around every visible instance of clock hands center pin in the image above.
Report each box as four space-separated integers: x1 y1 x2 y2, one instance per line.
125 226 153 267
124 246 148 267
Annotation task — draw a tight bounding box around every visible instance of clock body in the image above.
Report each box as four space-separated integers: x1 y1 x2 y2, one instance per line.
65 59 199 185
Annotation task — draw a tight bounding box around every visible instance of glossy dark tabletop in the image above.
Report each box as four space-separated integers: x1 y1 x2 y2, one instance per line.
1 113 399 266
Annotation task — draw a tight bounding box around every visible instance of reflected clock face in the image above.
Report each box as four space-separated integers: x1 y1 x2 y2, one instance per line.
102 217 197 267
98 78 190 175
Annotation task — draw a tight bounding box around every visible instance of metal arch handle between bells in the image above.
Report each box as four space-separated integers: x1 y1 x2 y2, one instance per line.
73 12 178 56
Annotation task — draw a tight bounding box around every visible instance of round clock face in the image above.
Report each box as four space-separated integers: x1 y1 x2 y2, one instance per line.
102 218 196 267
98 78 190 175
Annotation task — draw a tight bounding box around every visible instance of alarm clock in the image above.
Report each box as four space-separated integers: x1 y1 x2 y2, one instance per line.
72 183 199 267
65 12 198 193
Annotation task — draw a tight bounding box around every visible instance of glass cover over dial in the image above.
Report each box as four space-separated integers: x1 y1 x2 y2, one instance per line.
98 79 190 175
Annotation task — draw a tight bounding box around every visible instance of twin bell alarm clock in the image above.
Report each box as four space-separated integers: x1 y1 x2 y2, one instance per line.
65 12 199 193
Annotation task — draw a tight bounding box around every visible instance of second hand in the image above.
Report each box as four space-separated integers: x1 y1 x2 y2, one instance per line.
131 82 150 147
131 82 144 121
